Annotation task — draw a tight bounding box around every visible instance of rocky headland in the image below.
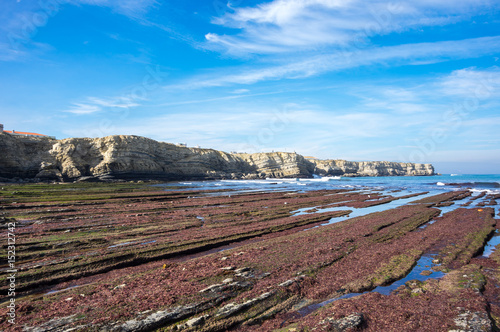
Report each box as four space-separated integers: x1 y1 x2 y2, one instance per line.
0 133 434 182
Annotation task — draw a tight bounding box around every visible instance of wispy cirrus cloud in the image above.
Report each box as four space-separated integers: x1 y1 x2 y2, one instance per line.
354 66 500 115
65 96 140 115
231 89 250 94
153 90 283 107
76 0 158 19
87 97 140 109
205 0 496 55
439 67 500 98
0 42 26 61
65 103 101 115
167 36 500 90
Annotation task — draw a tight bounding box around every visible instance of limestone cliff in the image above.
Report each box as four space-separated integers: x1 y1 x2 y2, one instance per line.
0 134 56 179
48 135 254 181
234 152 314 178
311 159 435 177
0 134 434 181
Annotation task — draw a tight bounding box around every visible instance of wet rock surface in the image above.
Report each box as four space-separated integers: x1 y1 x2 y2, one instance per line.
22 315 80 332
450 310 492 332
320 312 364 331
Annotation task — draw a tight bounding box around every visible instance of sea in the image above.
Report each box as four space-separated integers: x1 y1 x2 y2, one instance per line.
164 174 500 196
160 174 500 218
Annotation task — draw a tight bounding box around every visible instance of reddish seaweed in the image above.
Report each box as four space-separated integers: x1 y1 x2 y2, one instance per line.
1 184 500 332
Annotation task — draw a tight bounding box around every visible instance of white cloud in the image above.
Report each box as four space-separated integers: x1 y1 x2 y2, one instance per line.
231 89 250 94
366 101 429 114
70 0 158 20
206 0 496 55
65 103 101 115
439 67 500 98
88 97 140 108
154 90 284 107
463 117 500 127
357 86 432 114
168 36 500 90
64 96 140 115
357 67 500 116
380 88 419 101
0 42 26 61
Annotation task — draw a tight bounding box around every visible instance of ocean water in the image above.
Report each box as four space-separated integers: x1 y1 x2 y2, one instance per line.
161 174 500 219
163 174 500 196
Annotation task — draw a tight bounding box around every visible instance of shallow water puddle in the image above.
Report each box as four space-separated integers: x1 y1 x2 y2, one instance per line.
418 220 437 229
299 191 436 231
197 215 206 227
108 241 139 249
45 284 89 295
298 255 445 316
482 229 500 258
292 200 355 215
108 240 157 249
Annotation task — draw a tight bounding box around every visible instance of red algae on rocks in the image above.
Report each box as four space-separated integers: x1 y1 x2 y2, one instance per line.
1 183 500 332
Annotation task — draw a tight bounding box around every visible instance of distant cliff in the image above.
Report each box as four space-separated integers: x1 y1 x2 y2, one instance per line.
0 134 434 181
311 159 435 177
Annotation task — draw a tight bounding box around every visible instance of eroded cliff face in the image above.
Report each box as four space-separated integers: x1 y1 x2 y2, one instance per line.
235 152 314 178
0 134 434 181
49 135 256 181
0 134 56 179
312 159 435 177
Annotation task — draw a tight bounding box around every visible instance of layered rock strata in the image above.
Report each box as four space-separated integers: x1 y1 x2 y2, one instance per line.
312 159 435 177
0 133 434 181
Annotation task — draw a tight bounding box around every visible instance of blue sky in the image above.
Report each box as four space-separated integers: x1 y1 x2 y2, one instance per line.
1 0 500 174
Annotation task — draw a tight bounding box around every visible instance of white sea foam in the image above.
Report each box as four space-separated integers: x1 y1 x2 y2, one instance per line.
266 178 298 182
436 182 446 186
470 188 500 195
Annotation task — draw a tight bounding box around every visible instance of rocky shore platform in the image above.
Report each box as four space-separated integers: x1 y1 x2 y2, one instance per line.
1 182 499 331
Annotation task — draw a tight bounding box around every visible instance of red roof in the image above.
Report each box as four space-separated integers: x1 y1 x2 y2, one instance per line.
4 130 48 137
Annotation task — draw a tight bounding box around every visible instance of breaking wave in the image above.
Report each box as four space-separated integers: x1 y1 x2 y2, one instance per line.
436 181 500 190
